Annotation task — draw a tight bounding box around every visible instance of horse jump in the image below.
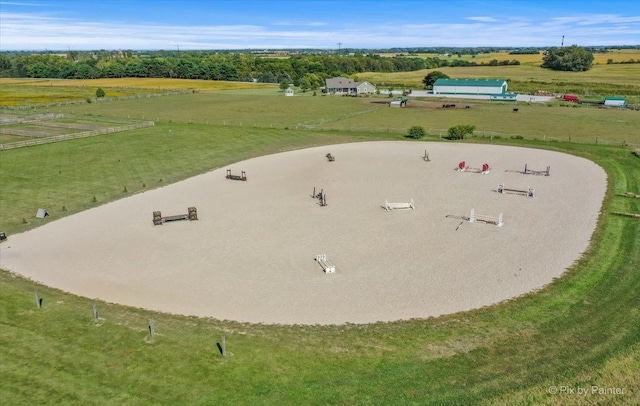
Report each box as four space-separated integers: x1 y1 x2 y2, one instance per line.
498 183 535 197
523 164 550 176
457 161 491 174
153 207 198 225
315 254 335 273
326 153 335 162
311 187 327 207
468 208 503 227
226 169 247 181
423 150 430 162
385 198 414 211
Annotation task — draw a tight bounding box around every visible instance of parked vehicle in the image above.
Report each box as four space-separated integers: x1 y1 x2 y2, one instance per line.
563 94 579 102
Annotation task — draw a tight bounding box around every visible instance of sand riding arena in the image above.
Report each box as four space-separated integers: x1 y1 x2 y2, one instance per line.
0 142 607 325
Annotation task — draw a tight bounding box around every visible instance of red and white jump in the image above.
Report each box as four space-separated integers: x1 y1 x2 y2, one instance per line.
457 161 491 174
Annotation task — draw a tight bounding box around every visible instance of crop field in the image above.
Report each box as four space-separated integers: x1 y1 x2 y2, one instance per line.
382 49 640 65
0 78 277 107
0 76 639 404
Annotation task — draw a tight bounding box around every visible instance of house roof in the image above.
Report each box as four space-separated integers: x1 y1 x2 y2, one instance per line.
325 77 357 88
434 78 507 87
604 97 625 101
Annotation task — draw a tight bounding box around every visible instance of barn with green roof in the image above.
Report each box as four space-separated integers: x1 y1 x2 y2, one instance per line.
433 78 510 96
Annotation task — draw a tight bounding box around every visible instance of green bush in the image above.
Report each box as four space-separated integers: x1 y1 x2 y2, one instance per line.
447 124 475 140
406 126 426 139
96 88 106 98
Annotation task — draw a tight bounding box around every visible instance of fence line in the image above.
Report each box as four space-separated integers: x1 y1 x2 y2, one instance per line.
0 121 154 151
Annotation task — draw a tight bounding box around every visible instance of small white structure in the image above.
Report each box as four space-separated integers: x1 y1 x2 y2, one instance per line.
384 198 415 211
315 254 335 273
604 97 626 108
36 208 49 218
284 87 294 97
468 208 503 227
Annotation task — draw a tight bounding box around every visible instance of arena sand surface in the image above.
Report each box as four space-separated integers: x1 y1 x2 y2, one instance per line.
0 142 607 325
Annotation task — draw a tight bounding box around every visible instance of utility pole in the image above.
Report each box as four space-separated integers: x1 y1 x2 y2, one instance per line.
561 35 564 47
337 42 342 55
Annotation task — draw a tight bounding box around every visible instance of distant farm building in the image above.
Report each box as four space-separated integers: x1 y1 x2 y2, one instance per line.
433 78 509 96
284 87 294 96
325 77 377 96
604 97 626 107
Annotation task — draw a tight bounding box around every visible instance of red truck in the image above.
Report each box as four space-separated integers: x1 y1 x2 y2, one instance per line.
563 94 579 102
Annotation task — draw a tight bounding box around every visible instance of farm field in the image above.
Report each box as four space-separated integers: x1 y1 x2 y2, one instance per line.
0 78 639 404
0 78 278 107
381 49 640 65
357 63 640 98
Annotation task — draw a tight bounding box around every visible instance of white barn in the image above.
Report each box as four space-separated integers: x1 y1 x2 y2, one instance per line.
433 78 508 95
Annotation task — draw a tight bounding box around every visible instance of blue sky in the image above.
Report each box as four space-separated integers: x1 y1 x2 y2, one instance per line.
1 0 638 50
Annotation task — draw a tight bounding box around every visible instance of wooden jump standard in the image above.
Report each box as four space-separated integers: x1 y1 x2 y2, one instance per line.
153 207 198 225
524 164 550 176
315 254 335 273
468 208 503 227
497 183 535 197
423 150 431 162
457 161 491 174
311 187 327 207
226 169 247 181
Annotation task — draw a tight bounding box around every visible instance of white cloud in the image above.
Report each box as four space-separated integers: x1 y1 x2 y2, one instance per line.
466 16 498 22
0 10 638 50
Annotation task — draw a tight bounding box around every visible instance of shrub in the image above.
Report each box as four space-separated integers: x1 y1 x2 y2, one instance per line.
406 126 426 139
96 88 105 98
447 124 475 140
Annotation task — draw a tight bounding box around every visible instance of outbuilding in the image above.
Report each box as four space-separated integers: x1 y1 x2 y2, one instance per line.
284 87 294 97
604 97 626 108
433 78 508 95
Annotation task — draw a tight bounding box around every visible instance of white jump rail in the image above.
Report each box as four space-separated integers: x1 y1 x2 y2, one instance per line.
497 183 535 197
469 208 503 227
385 198 415 211
315 254 335 273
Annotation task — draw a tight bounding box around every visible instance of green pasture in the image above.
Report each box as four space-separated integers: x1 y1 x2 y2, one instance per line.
36 91 640 146
1 83 639 404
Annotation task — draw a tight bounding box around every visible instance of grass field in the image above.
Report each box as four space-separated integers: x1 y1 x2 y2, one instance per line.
1 78 639 404
30 91 640 146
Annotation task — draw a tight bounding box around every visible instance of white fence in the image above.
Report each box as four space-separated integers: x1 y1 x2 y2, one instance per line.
0 121 155 150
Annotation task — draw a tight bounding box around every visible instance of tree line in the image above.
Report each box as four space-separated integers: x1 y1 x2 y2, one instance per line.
0 45 601 87
0 51 520 89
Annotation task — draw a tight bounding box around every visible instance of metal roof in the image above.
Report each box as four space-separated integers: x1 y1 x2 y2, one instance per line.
434 78 507 87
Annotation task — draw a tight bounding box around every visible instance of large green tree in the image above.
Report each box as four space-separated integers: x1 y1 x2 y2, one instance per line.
422 71 449 89
541 45 594 72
